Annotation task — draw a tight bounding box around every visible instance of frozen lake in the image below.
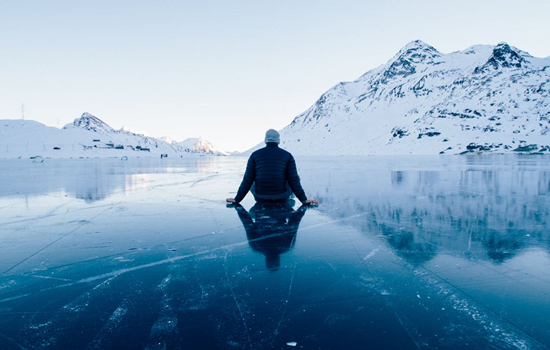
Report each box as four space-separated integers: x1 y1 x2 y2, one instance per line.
1 155 549 349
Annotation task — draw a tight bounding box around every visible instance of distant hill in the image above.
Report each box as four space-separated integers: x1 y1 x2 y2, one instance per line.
0 112 227 159
248 41 550 155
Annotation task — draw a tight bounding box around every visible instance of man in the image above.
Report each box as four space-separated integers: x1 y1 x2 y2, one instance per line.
226 129 319 206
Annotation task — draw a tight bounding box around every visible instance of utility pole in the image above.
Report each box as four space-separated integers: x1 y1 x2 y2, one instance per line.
21 103 25 120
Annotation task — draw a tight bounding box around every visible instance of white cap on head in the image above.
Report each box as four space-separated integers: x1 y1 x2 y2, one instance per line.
264 129 280 144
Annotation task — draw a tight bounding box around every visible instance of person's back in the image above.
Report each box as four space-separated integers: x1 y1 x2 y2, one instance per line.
226 129 318 206
241 143 304 202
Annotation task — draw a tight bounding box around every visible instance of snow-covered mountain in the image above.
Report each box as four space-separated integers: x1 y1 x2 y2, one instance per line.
272 41 550 155
172 137 218 154
64 112 116 133
0 113 227 159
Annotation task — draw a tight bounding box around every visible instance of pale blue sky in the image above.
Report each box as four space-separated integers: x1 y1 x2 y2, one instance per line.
2 0 549 151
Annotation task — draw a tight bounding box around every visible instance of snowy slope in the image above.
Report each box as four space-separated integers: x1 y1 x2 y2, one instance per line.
0 113 227 159
172 137 221 154
272 41 550 155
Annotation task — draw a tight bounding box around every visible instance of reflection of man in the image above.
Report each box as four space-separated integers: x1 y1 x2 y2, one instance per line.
226 129 318 206
230 201 308 271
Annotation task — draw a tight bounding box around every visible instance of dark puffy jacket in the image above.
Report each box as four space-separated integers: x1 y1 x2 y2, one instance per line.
234 143 307 203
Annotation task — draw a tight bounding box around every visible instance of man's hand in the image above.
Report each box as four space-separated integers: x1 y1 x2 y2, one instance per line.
305 199 319 206
226 198 236 203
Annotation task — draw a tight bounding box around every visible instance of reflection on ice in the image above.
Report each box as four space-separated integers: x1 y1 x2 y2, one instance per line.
302 155 550 266
0 155 549 349
0 157 225 202
230 201 308 271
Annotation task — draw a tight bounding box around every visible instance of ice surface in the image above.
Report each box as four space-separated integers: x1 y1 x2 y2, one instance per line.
0 155 549 349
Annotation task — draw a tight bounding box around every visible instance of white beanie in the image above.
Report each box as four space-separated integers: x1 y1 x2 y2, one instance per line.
264 129 280 144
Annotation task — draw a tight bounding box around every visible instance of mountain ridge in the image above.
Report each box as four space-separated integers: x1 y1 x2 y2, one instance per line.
246 41 550 155
0 113 227 158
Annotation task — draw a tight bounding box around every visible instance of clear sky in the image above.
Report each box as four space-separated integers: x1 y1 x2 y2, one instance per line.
1 0 549 152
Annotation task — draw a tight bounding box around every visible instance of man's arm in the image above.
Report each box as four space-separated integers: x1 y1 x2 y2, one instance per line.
286 155 308 204
232 155 256 203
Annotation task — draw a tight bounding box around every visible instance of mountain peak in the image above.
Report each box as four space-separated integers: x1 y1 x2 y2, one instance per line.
474 42 525 73
394 40 441 63
64 112 115 133
400 39 433 51
372 40 443 84
490 42 525 67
